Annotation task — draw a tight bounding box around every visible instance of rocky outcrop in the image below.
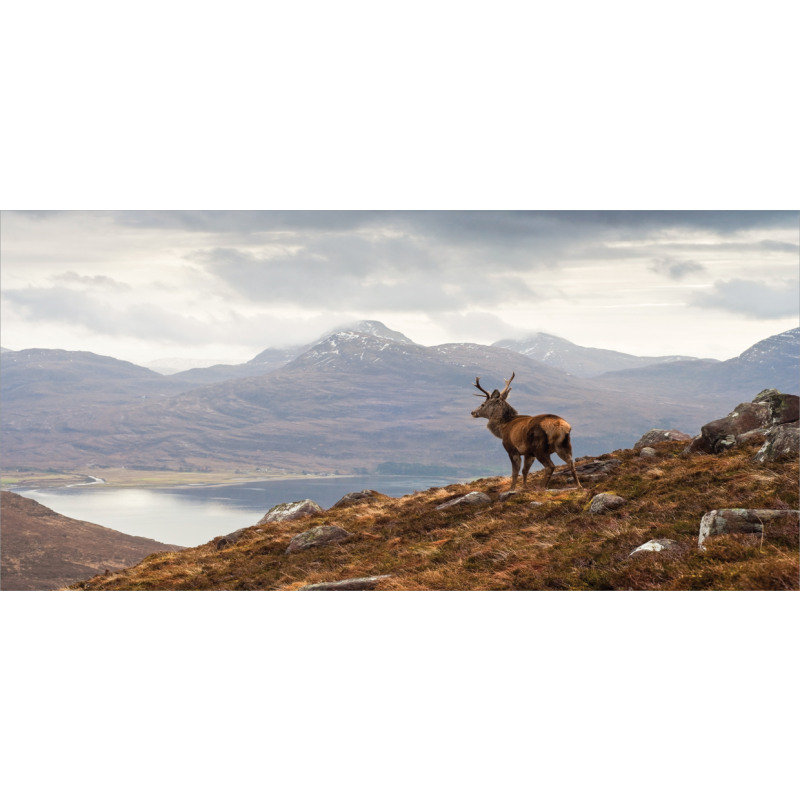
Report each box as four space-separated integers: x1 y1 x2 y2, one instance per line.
629 538 681 556
436 492 491 510
330 490 381 509
588 493 626 513
634 429 692 449
685 389 799 456
258 499 323 524
754 423 800 463
572 458 622 481
215 527 250 549
639 447 658 458
285 524 356 554
698 509 800 549
298 574 392 590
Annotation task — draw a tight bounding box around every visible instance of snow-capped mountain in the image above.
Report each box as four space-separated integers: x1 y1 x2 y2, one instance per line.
493 331 708 377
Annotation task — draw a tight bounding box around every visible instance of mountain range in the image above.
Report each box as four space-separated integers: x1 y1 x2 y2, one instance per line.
1 322 798 475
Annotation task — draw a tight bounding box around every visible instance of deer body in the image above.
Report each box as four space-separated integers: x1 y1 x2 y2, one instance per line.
471 373 582 490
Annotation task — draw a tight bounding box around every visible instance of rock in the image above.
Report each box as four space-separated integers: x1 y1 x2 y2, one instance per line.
298 574 392 591
639 447 658 459
215 527 249 549
285 524 356 554
629 538 681 556
258 499 323 524
698 509 800 549
529 501 544 507
573 458 622 480
634 429 692 449
498 491 518 501
330 490 380 509
589 493 626 513
685 391 799 455
752 389 800 425
753 423 800 463
436 492 492 510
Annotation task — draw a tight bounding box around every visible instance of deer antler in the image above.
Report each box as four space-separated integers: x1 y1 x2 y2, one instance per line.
473 377 491 398
500 371 515 399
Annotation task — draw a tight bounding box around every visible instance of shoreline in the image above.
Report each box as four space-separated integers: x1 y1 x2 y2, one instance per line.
1 469 361 492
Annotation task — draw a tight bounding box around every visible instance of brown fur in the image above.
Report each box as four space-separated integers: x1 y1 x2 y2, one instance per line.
471 374 582 490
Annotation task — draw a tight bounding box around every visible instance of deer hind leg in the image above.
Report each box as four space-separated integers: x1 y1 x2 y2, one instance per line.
539 453 556 489
521 454 535 487
555 442 582 489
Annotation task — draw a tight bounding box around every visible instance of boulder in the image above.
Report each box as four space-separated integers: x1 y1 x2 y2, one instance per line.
753 423 800 463
215 527 249 549
436 492 492 510
634 429 692 449
498 491 518 501
629 538 681 556
573 458 622 481
298 574 392 591
698 509 800 549
258 499 323 524
285 524 356 554
639 447 658 459
588 493 626 513
330 490 381 509
685 390 799 455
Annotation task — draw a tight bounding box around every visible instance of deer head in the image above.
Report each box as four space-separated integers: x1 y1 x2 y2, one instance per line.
471 372 516 420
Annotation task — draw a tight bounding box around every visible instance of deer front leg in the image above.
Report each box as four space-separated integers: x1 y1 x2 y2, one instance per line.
507 450 521 489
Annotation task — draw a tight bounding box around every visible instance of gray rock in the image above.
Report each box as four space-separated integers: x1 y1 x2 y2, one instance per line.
285 524 356 554
589 493 626 513
753 423 800 463
639 447 658 459
529 501 544 507
698 508 800 549
258 499 323 524
330 490 380 509
436 491 492 510
685 391 799 455
298 574 392 591
573 458 622 480
634 429 692 449
498 491 518 501
629 538 681 556
215 527 250 549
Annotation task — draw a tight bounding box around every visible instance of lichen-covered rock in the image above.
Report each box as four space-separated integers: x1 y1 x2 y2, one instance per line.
588 493 626 513
629 538 681 556
698 508 800 549
633 429 692 449
215 527 250 549
436 491 491 510
498 491 518 501
685 390 799 455
639 447 658 459
753 423 800 463
285 524 356 554
298 574 392 590
330 490 381 509
573 458 622 481
258 499 323 524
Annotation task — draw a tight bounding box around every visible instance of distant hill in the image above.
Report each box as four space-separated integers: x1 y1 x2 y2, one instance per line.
594 327 800 403
2 325 797 476
494 331 709 377
0 491 184 590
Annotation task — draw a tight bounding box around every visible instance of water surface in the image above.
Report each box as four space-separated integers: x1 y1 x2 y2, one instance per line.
15 475 465 547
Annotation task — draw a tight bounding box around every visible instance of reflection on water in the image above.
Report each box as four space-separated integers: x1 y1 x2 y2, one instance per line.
15 475 464 548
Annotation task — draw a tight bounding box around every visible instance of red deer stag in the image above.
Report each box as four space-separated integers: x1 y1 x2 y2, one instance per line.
471 372 582 490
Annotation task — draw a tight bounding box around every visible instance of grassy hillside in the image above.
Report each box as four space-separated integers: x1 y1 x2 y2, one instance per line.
70 438 798 591
1 491 184 590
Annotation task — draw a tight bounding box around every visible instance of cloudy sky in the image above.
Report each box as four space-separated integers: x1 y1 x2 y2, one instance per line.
1 210 797 367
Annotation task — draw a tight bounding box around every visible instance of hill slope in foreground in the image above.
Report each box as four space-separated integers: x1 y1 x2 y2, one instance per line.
71 438 798 591
1 492 184 590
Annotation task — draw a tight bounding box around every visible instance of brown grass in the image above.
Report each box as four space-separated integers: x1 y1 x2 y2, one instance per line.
69 441 799 591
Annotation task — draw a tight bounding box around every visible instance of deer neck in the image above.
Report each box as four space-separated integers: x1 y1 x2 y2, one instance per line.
487 403 518 438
